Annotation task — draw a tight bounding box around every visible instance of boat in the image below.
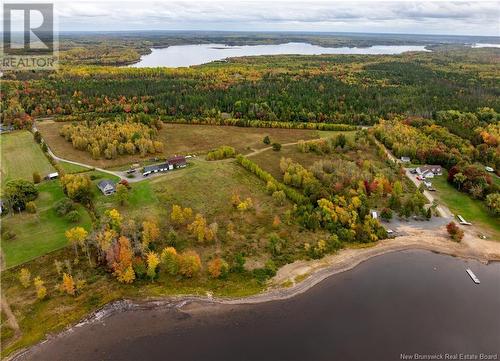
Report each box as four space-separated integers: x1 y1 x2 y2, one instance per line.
466 269 480 284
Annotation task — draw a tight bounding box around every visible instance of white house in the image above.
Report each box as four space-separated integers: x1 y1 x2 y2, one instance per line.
416 165 442 178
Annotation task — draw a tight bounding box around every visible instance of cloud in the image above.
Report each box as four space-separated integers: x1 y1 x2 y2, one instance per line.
50 0 500 36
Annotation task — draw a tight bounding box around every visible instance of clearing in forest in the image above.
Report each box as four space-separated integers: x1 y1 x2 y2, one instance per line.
36 121 321 168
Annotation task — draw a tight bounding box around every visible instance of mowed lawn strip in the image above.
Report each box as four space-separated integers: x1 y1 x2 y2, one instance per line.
56 160 92 174
432 172 500 238
2 181 93 268
36 121 321 168
0 131 56 187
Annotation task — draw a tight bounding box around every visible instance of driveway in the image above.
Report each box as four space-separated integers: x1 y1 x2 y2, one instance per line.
373 138 454 218
404 169 454 218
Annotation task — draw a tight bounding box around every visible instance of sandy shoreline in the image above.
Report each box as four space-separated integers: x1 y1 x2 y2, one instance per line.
9 226 500 361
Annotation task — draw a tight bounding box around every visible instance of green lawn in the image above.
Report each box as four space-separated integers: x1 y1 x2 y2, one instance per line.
94 178 161 219
0 131 56 187
1 181 93 268
432 172 500 238
317 130 357 141
57 161 92 174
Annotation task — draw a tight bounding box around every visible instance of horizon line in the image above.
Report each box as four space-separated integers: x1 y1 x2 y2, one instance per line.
52 29 500 39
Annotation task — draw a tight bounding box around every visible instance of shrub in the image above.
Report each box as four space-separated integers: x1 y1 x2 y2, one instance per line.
34 276 47 300
231 253 246 273
60 273 76 295
146 251 160 281
207 258 229 279
266 180 278 194
132 257 147 279
166 229 178 246
170 205 193 226
272 143 282 151
32 172 41 184
486 193 500 215
312 239 328 259
26 201 37 214
446 222 464 242
335 133 347 148
65 210 80 223
380 207 393 221
264 260 277 277
206 145 236 160
237 198 253 211
33 131 42 143
272 190 286 205
2 229 16 240
19 268 31 288
54 198 75 216
263 136 271 145
268 233 287 256
161 247 179 275
327 235 343 252
178 250 202 278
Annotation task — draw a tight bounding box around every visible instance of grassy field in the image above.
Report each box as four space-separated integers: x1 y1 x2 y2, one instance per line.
1 181 93 268
317 130 357 140
0 131 56 187
56 161 91 174
432 172 500 238
36 122 321 168
0 159 327 357
250 144 328 180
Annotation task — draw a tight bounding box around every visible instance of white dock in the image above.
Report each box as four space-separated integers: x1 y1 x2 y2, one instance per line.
457 215 472 225
466 269 480 284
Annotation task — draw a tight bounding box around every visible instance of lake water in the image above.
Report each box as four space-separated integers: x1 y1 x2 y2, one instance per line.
19 250 500 361
472 43 500 48
130 42 430 68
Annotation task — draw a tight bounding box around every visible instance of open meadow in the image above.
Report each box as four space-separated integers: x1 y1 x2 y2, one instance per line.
36 121 322 168
0 131 56 187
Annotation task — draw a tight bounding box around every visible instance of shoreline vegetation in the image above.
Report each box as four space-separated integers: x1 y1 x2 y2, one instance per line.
10 228 500 361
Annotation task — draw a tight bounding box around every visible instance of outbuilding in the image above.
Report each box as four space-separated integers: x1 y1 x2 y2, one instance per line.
168 156 187 168
142 162 171 177
46 172 59 180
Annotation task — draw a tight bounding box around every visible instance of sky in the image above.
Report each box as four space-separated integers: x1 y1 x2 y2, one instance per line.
8 0 500 36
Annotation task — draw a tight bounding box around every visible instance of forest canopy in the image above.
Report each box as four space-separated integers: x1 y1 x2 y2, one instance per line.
2 48 499 128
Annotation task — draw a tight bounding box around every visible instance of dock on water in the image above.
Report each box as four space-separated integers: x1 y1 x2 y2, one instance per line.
466 269 480 284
